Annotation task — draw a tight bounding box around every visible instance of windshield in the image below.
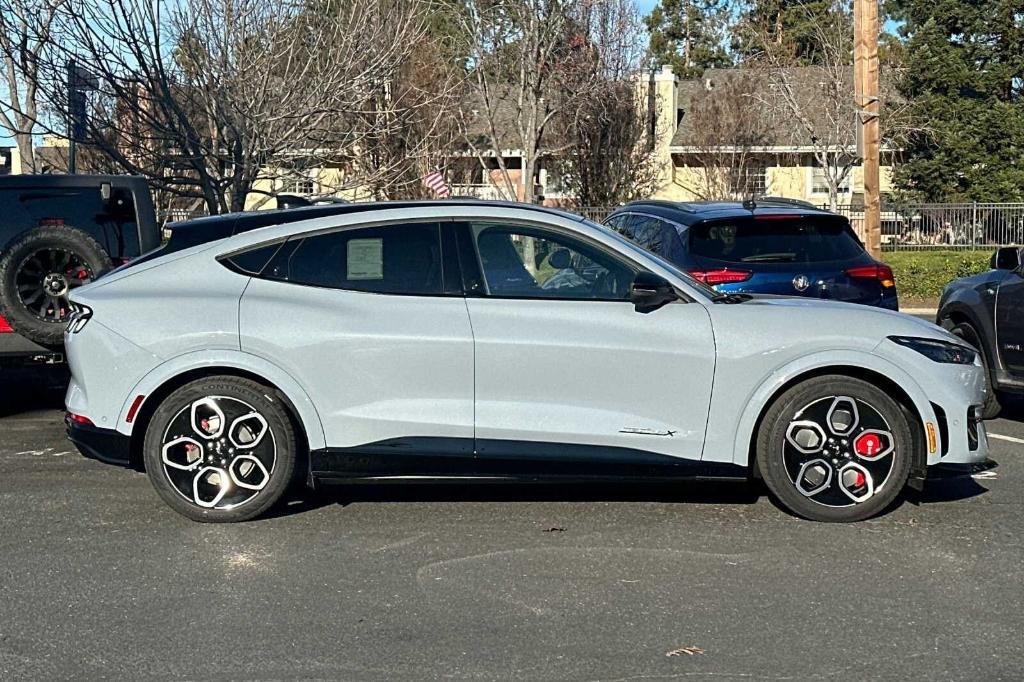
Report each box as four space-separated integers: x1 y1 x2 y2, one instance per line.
689 215 863 264
581 218 719 299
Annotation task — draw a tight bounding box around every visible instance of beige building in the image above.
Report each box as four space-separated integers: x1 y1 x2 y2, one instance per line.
646 65 897 207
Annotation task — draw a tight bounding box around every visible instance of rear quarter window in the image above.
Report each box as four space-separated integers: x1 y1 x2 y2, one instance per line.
688 216 864 264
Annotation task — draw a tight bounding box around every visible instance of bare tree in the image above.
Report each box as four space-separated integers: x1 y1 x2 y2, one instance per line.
557 0 658 205
747 2 856 210
349 28 465 201
458 0 633 203
21 0 445 213
0 0 67 174
674 70 777 200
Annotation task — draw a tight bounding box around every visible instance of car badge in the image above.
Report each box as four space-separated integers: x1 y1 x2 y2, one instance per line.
792 275 811 292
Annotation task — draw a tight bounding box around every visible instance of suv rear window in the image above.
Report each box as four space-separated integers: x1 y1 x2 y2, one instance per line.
688 216 864 264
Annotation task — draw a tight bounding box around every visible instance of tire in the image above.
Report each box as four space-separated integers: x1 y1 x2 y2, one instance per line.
0 225 112 346
756 375 914 523
142 376 297 523
950 321 1001 419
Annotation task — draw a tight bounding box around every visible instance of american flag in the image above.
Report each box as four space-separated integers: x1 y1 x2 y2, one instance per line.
422 169 450 198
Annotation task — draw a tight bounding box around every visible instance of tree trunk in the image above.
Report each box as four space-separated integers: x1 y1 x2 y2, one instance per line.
14 131 35 174
522 148 536 204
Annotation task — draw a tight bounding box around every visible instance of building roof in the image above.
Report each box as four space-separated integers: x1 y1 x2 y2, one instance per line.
670 66 898 150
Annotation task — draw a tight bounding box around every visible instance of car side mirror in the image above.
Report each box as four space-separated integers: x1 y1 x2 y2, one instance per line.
629 272 678 313
992 246 1023 271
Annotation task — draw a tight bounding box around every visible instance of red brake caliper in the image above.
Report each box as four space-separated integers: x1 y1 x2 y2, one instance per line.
854 433 882 458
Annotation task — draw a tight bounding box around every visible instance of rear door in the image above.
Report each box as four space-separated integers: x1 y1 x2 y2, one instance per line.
239 221 474 452
686 214 887 304
459 219 716 462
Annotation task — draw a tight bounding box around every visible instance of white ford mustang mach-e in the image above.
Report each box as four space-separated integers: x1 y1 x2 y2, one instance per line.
63 201 988 523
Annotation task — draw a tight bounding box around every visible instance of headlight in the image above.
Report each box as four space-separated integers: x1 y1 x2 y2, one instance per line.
888 336 977 365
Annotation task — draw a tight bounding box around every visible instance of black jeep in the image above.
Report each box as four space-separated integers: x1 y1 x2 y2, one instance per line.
0 175 160 365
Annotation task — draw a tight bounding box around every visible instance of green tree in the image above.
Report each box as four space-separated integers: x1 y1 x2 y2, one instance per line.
646 0 732 78
893 0 1024 201
734 0 838 64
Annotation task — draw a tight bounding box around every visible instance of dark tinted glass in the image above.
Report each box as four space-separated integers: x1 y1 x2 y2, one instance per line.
688 216 864 264
264 222 443 295
224 243 282 275
471 222 635 300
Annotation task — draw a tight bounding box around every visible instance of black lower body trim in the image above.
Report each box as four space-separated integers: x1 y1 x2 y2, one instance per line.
66 417 131 466
310 437 746 484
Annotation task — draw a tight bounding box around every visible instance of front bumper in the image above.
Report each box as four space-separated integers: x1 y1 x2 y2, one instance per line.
66 415 132 467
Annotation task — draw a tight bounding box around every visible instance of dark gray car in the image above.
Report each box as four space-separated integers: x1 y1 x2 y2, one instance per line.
937 246 1024 417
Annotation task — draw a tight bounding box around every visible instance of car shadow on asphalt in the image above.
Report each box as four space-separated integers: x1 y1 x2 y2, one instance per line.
264 480 765 520
0 367 68 418
271 472 990 520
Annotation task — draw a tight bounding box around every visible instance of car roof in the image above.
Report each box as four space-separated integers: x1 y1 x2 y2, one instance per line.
610 198 838 225
168 200 588 249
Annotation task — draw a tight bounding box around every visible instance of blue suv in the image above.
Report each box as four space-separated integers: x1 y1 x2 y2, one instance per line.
605 199 898 310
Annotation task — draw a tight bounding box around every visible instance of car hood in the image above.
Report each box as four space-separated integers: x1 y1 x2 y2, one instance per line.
713 294 959 345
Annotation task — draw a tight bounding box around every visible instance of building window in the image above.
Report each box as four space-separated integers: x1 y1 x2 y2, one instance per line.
282 176 316 195
811 165 850 194
727 166 767 196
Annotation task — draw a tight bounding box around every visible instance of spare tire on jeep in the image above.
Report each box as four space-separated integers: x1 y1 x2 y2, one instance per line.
0 225 111 346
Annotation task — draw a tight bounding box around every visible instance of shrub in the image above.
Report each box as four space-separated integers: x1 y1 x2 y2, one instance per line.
883 250 992 303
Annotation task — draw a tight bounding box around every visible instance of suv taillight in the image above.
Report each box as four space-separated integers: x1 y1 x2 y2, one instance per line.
689 269 753 285
846 264 895 288
0 314 12 333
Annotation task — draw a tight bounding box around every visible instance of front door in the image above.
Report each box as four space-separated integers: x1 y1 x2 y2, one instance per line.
459 220 716 463
996 270 1024 373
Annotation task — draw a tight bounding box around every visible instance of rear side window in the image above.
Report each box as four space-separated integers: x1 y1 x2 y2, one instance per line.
688 216 864 264
263 222 443 295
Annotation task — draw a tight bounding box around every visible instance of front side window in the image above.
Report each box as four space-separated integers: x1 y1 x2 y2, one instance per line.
264 222 443 295
470 222 635 300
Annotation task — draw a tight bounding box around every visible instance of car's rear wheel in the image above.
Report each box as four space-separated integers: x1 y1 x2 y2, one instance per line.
756 375 913 522
0 225 111 346
950 321 1001 419
142 376 297 522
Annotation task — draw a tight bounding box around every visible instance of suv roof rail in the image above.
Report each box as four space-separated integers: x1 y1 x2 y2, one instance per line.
621 199 698 213
750 196 821 210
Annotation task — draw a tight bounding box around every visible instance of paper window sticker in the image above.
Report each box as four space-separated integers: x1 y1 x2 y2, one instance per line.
347 238 384 280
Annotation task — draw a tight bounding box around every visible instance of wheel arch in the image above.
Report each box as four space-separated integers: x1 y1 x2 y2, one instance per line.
119 352 326 470
937 302 1000 371
733 354 935 479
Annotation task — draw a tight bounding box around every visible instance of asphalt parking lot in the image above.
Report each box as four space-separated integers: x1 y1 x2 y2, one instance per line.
1 366 1022 681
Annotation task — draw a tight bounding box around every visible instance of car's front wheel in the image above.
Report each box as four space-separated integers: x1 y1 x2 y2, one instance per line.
756 375 913 522
142 376 297 522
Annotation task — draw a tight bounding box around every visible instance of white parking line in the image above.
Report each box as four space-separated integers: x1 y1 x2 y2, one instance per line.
988 432 1024 445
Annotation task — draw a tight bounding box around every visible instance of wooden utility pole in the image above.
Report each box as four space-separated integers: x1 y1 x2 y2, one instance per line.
854 0 881 259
